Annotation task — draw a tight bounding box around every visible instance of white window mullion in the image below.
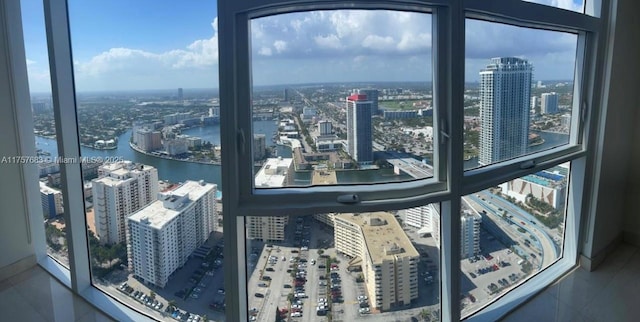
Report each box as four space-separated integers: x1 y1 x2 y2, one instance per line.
43 0 91 293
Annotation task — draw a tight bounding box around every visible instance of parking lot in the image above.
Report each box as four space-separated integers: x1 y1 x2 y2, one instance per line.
100 232 226 322
460 229 527 316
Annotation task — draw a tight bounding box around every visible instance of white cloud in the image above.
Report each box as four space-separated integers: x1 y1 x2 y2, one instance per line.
314 34 343 50
26 59 36 66
258 47 273 56
361 35 395 50
273 40 288 53
68 19 220 91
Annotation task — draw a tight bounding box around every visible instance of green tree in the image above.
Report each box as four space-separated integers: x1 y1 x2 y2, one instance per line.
420 308 431 321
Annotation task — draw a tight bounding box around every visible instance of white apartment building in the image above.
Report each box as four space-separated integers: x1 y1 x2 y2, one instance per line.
429 204 481 259
334 212 419 311
404 205 435 232
479 57 533 165
461 211 482 259
92 161 159 244
127 180 217 288
246 157 293 241
40 181 63 219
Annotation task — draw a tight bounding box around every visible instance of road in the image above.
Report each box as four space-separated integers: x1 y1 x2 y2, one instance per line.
467 192 558 268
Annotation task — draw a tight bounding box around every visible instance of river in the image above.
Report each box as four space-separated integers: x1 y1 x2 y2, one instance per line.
35 125 569 189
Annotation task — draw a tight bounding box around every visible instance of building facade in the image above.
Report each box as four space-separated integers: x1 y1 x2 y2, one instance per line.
40 181 63 219
127 180 217 288
428 203 481 259
461 211 482 259
541 92 559 114
334 212 419 311
253 134 266 160
133 128 162 152
358 88 379 115
404 205 435 232
499 164 568 209
318 120 332 136
346 94 373 164
246 157 293 241
92 161 159 244
479 57 533 165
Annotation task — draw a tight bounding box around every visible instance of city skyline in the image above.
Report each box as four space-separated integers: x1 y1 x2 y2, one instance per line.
22 2 579 92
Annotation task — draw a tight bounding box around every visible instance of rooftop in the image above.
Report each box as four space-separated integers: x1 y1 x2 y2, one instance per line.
128 180 216 229
255 157 293 188
336 212 419 264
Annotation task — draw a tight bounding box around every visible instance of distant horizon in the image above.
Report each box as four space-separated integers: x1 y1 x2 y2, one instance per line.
27 79 574 97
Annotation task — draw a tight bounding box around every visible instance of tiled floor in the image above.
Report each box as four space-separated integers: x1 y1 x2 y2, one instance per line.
0 266 114 322
502 242 640 322
1 243 638 322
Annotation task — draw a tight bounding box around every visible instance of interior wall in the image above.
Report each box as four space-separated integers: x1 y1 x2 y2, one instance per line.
0 0 36 274
621 0 640 246
589 0 640 262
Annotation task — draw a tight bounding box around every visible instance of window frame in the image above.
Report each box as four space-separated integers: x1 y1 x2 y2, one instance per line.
22 0 608 321
220 0 450 215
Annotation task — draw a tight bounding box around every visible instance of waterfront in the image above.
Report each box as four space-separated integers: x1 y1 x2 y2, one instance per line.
36 125 569 188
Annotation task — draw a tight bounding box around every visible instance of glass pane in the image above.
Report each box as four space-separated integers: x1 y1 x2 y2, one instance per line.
250 10 435 188
465 20 577 170
522 0 585 14
20 1 70 267
461 163 569 317
245 207 441 321
66 1 223 320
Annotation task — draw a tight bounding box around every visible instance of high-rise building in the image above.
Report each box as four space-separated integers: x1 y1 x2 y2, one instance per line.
460 211 482 259
133 128 162 152
479 57 533 165
318 120 332 135
92 161 159 244
346 93 373 164
40 181 63 219
541 92 559 114
334 212 419 311
531 96 540 115
247 157 293 241
127 180 217 288
428 204 481 259
283 88 289 101
177 87 183 101
253 134 266 160
404 205 435 232
358 88 379 115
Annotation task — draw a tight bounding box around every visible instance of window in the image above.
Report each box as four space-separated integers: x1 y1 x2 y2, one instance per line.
21 0 606 321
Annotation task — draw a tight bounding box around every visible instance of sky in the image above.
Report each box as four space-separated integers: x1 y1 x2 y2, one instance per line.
21 0 584 93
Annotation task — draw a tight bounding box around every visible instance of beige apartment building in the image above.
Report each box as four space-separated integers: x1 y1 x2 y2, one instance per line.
334 212 419 311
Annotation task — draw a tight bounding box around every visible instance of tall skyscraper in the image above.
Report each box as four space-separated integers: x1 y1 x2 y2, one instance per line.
177 87 183 100
358 88 379 115
346 94 373 164
127 180 217 288
92 161 159 244
283 88 289 101
479 57 533 165
428 204 481 259
541 92 559 114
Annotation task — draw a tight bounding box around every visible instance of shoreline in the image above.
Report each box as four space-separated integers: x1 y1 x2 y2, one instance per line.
129 142 221 166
